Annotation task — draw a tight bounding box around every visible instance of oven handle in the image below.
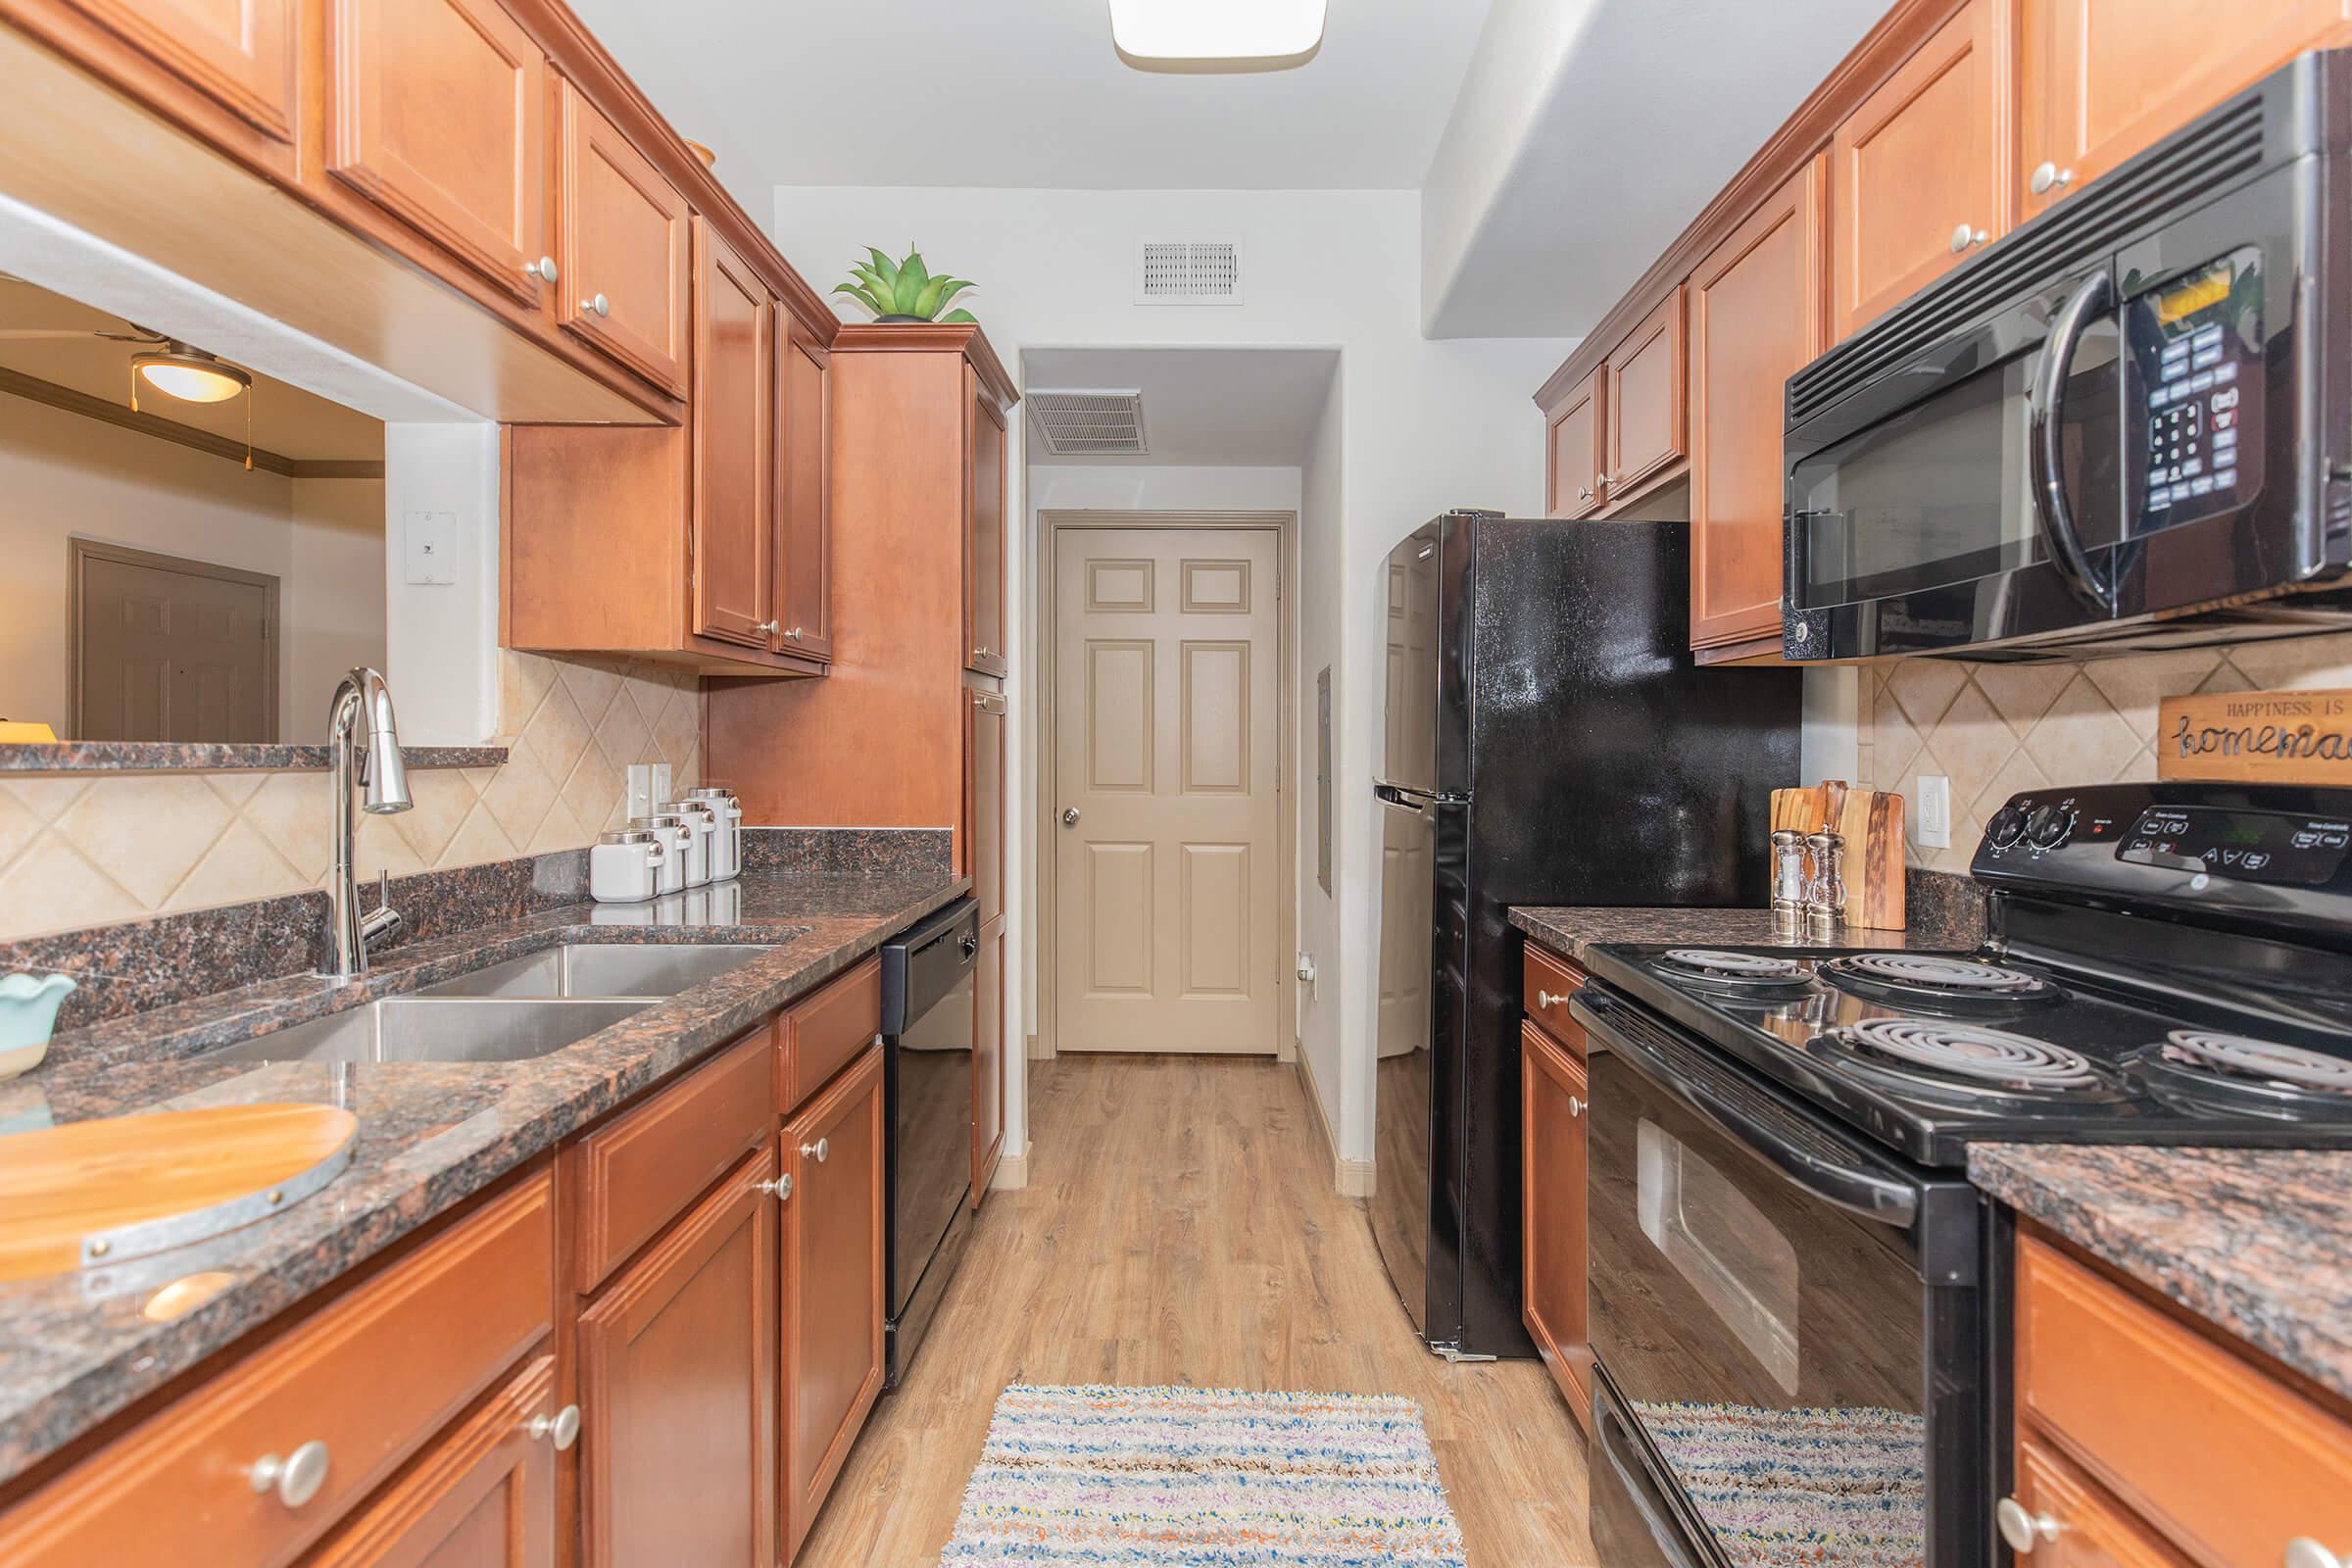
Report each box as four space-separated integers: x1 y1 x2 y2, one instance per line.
1573 989 1919 1230
2027 269 2118 614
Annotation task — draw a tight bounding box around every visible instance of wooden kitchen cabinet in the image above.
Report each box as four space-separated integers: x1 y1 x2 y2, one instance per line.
578 1146 779 1568
780 1046 885 1558
556 76 691 397
2019 0 2352 220
1831 0 2008 337
1601 287 1686 507
1520 1007 1591 1430
44 0 300 159
324 0 549 306
692 218 777 651
965 365 1009 677
1688 157 1828 654
1544 370 1604 519
776 325 835 662
973 916 1004 1204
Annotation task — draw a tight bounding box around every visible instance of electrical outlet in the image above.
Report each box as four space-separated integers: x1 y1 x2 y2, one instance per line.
1916 774 1952 850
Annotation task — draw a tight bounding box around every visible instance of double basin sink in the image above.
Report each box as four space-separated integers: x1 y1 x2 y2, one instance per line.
212 944 774 1067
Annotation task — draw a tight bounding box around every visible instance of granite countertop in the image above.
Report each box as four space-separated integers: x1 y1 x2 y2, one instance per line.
1971 1145 2352 1403
0 741 508 774
0 868 966 1485
1510 872 1986 963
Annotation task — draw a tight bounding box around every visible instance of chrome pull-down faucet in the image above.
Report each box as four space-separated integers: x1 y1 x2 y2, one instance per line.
319 667 413 979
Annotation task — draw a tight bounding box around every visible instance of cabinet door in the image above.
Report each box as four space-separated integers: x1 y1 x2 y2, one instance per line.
2020 0 2352 217
1690 158 1828 650
964 368 1009 677
1520 1020 1591 1424
556 77 691 396
578 1148 778 1568
1603 287 1686 503
58 0 300 145
1545 371 1604 519
2007 1439 2183 1568
781 1047 885 1558
1831 0 2007 338
775 324 834 662
965 688 1005 928
691 219 775 650
973 917 1004 1205
306 1356 560 1568
326 0 547 305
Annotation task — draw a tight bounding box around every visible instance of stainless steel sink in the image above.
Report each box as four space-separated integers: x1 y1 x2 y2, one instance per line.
210 998 651 1065
414 943 773 1001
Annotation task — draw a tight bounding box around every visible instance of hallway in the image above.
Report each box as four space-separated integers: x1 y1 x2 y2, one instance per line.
798 1054 1597 1565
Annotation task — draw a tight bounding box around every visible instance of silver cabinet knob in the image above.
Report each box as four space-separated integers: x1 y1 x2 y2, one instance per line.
755 619 781 635
802 1137 829 1163
2287 1541 2347 1568
1567 1096 1586 1117
525 255 558 283
248 1440 330 1508
524 1403 581 1450
1576 485 1593 502
1537 990 1570 1009
973 645 997 661
1949 223 1989 252
784 626 806 641
756 1173 794 1200
2029 161 2076 196
1996 1497 2063 1553
1061 807 1081 827
582 292 611 318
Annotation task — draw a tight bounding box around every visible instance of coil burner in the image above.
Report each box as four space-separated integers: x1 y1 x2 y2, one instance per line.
2129 1028 2352 1121
1819 953 2059 1011
1828 1017 2104 1096
1651 949 1815 995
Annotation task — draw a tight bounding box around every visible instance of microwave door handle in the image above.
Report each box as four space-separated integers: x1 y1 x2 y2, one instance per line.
2028 270 2118 613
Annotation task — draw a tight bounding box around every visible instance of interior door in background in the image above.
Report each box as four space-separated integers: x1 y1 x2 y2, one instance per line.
72 541 276 742
1054 528 1281 1054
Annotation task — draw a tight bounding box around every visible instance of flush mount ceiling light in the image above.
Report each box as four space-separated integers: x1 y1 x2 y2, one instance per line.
1109 0 1326 73
130 342 252 405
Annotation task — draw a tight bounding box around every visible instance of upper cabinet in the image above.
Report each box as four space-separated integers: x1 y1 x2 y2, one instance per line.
692 219 777 651
325 0 548 306
1601 288 1686 506
1544 370 1603 520
964 367 1009 678
1831 0 2008 338
2019 0 2352 216
776 327 834 663
557 76 692 398
55 0 300 151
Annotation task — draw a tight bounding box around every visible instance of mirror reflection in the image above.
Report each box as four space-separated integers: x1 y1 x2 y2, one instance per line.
0 273 387 747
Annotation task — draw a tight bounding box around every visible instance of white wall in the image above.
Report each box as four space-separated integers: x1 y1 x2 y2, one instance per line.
1296 372 1348 1133
775 185 1570 1165
286 476 390 734
1028 464 1302 515
383 424 502 746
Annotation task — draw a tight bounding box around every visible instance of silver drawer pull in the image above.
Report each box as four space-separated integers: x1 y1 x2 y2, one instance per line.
1995 1497 2063 1553
1567 1096 1585 1117
1536 991 1570 1008
248 1440 330 1508
2286 1541 2347 1568
756 1174 794 1200
525 255 558 283
802 1137 829 1163
582 292 611 318
524 1403 581 1450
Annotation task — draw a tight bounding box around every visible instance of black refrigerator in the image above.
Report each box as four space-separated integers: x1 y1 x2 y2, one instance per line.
1369 511 1801 1358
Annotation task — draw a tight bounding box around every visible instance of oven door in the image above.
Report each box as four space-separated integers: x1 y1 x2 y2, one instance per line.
1572 987 1985 1568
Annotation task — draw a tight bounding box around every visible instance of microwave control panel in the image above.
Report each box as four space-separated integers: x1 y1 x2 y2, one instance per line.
2127 247 2265 533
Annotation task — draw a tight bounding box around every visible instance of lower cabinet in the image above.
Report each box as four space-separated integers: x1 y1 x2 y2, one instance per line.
1520 1015 1592 1429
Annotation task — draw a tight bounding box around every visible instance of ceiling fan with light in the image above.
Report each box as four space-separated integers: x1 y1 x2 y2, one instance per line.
0 301 259 466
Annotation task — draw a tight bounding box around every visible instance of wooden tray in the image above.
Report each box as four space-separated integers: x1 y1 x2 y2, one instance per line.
0 1103 358 1281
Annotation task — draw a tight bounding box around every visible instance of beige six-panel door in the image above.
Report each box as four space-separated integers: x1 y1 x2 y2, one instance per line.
1054 528 1281 1054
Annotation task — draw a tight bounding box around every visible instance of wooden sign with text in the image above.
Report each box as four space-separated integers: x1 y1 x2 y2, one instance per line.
2158 688 2352 784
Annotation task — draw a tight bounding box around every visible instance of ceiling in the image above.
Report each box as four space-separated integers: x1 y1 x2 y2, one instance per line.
0 276 383 463
1022 347 1337 466
564 0 1494 191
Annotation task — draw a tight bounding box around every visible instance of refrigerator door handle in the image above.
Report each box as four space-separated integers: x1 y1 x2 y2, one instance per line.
1374 781 1468 808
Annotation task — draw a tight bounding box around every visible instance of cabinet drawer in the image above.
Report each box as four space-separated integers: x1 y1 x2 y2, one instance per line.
2016 1235 2352 1566
0 1171 554 1568
2009 1437 2183 1568
779 956 882 1110
573 1025 774 1293
1523 944 1588 1054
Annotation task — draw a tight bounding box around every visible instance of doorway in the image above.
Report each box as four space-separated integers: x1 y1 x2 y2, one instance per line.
1038 513 1295 1057
69 538 280 742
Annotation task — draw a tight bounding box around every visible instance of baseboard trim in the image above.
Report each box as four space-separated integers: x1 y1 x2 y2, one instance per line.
1293 1049 1375 1200
990 1140 1032 1191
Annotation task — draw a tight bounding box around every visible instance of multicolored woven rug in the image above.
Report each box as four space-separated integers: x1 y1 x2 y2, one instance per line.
939 1384 1468 1566
1632 1399 1927 1567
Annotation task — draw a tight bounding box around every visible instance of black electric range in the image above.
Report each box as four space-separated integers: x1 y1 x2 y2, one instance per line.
1570 781 2352 1568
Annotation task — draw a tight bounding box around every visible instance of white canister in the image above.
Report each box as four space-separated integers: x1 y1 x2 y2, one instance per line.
660 801 714 887
589 830 665 904
687 787 744 880
631 813 690 896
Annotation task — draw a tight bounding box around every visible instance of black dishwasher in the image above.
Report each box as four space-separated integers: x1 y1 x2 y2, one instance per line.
879 897 978 1388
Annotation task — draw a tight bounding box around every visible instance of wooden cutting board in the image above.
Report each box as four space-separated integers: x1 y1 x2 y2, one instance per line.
0 1103 357 1282
1769 781 1906 930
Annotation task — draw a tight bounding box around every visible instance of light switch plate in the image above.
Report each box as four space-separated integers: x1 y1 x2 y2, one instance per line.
404 511 457 585
1916 774 1952 849
625 764 658 821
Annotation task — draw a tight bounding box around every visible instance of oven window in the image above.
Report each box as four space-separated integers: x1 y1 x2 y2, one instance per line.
1638 1119 1799 1396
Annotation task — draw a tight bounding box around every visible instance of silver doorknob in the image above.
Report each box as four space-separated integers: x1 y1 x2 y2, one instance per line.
525 255 558 283
248 1440 330 1508
1062 808 1081 826
1996 1497 2062 1553
2286 1541 2347 1568
802 1137 829 1163
524 1403 581 1450
1567 1096 1585 1117
756 1174 793 1200
2029 161 2075 196
1949 223 1988 252
582 292 611 317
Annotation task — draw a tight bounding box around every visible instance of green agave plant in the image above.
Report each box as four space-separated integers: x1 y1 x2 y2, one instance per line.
833 245 977 323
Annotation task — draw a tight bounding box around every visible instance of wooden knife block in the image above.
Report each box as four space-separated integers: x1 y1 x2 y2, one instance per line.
1770 780 1907 931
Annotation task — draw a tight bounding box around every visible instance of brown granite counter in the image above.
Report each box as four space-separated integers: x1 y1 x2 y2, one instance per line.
1970 1145 2352 1403
0 867 965 1485
1511 870 1987 962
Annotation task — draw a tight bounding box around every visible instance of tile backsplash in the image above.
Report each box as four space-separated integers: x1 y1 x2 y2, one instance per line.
1857 630 2352 871
0 652 700 943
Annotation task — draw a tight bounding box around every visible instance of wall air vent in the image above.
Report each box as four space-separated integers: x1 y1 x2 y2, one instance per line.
1136 241 1242 306
1028 389 1150 456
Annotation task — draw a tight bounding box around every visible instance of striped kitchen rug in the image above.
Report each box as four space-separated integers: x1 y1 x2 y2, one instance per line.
939 1383 1468 1566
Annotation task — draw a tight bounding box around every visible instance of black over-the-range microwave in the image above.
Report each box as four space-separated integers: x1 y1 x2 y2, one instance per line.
1782 47 2352 663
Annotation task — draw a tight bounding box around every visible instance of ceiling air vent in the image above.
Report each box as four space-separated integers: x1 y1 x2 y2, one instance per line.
1028 389 1150 456
1136 241 1242 306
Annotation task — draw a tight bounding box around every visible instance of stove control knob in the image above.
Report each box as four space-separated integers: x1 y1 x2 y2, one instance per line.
1985 805 2030 850
2027 803 2075 851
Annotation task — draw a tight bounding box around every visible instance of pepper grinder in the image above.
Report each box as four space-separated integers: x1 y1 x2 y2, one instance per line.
1771 829 1808 939
1803 829 1847 940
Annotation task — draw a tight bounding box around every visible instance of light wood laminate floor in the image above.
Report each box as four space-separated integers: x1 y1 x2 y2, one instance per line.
797 1054 1598 1566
